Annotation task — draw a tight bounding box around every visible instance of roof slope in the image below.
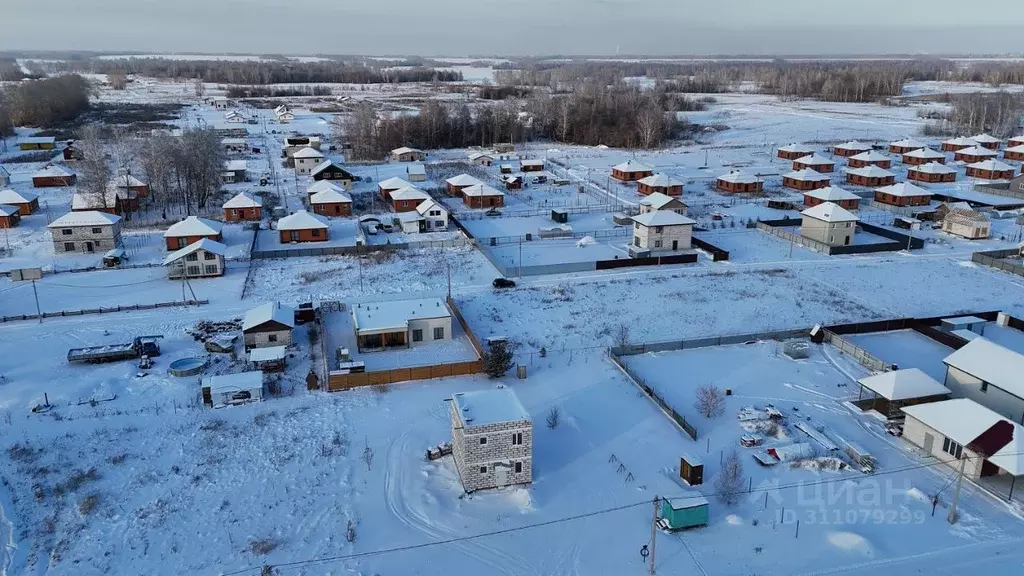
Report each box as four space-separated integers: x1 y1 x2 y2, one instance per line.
243 302 295 331
846 165 895 178
849 150 890 162
857 368 950 401
223 191 262 209
638 173 684 187
876 182 931 197
278 210 329 231
943 337 1024 398
800 201 859 223
794 153 836 166
639 192 684 210
803 186 860 202
309 188 352 204
0 189 38 203
613 160 654 172
48 211 121 228
163 238 228 265
379 176 414 190
631 210 696 227
293 147 324 159
164 216 223 238
902 398 1024 474
446 174 483 187
451 388 529 427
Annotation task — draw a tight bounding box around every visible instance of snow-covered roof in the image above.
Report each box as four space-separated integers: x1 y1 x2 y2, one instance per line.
967 159 1015 172
307 180 346 196
876 182 932 197
72 189 135 210
22 136 56 145
203 371 264 395
631 210 696 227
47 210 121 228
415 198 444 216
903 147 946 160
835 140 872 152
858 368 950 401
108 174 146 188
243 302 295 331
309 188 352 204
902 399 1024 475
944 209 990 227
848 150 890 163
801 201 859 223
778 143 814 154
33 165 73 178
0 189 38 204
1010 135 1024 145
970 133 1001 144
445 174 483 187
0 205 19 217
943 337 1024 398
794 153 836 166
392 146 422 155
390 187 431 202
277 210 328 231
293 146 324 160
943 201 973 211
784 168 831 182
451 388 529 427
521 159 544 167
468 151 494 161
310 159 352 178
248 346 287 363
845 165 895 178
222 191 262 209
222 137 248 145
379 176 414 190
637 173 684 188
224 160 248 172
406 162 426 176
164 216 223 238
462 184 505 198
612 160 654 173
397 211 423 224
803 186 860 202
955 146 997 158
943 136 979 147
639 192 685 210
162 238 227 265
351 298 450 334
910 162 957 175
717 171 760 184
890 138 926 149
1006 145 1024 155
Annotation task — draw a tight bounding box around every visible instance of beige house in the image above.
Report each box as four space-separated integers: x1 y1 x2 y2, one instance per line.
391 147 426 162
638 192 687 215
800 201 858 247
242 302 295 350
350 298 452 352
630 210 695 256
406 163 427 182
450 388 533 493
47 211 122 253
293 147 325 175
163 238 227 279
941 209 990 240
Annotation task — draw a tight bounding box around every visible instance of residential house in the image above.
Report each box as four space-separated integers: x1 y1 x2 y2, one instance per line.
833 140 873 157
802 186 861 210
450 388 533 493
222 160 248 183
163 238 227 279
293 147 325 175
379 176 415 200
1004 145 1024 162
47 211 122 253
970 133 1002 150
1009 174 1024 195
469 152 495 166
800 201 859 247
908 162 957 184
889 138 927 155
874 182 933 207
310 160 354 187
351 298 452 352
243 302 295 350
856 368 951 418
390 186 431 212
1009 135 1024 148
62 143 82 162
461 184 505 209
277 210 329 243
638 192 687 215
309 187 352 217
445 174 483 195
793 153 836 173
503 175 523 190
902 399 1024 480
777 143 814 161
222 138 249 154
163 216 224 250
942 337 1024 422
224 111 246 123
941 209 991 239
283 136 321 156
847 150 892 169
637 173 684 196
521 159 544 172
845 165 896 187
202 371 264 407
0 205 20 229
966 159 1016 180
275 111 295 123
32 165 76 187
941 136 978 152
934 201 974 221
391 147 426 162
108 174 149 197
72 189 137 215
222 191 263 222
630 210 695 256
0 189 39 215
716 171 762 193
0 166 9 187
406 162 427 182
611 160 654 181
954 146 998 164
782 169 830 191
397 199 448 234
902 147 947 166
19 136 56 151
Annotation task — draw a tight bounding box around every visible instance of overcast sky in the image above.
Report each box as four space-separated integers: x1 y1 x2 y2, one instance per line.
5 0 1024 56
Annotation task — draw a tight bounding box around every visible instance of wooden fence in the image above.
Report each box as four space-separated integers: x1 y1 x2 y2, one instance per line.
0 300 209 324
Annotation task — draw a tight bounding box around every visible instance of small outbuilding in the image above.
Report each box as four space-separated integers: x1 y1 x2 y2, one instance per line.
0 189 39 215
461 184 505 209
777 143 814 161
406 162 427 182
941 209 991 240
800 201 859 247
874 182 932 207
163 238 227 279
164 216 223 250
902 147 947 166
32 165 76 187
450 388 533 493
888 138 927 155
716 171 762 194
782 169 830 191
954 146 998 164
0 205 20 229
503 175 523 190
277 210 329 243
833 140 872 158
966 159 1016 180
847 150 891 169
679 453 704 486
611 160 654 182
802 186 860 210
659 496 709 531
637 173 684 196
793 153 836 173
222 191 263 222
309 187 353 217
202 371 264 407
907 162 957 184
845 165 896 187
243 302 295 350
391 147 426 162
856 368 952 418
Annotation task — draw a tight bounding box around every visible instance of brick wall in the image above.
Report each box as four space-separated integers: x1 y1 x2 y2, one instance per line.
450 402 533 492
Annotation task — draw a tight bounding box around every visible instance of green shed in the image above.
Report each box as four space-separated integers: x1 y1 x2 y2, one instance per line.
660 496 709 531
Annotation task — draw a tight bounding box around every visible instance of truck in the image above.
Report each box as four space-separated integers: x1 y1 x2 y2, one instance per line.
67 336 163 364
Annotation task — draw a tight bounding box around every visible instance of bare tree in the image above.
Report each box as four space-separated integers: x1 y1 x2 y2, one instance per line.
614 323 631 348
107 71 128 90
546 406 561 430
76 124 113 212
194 79 206 98
694 385 726 419
714 450 744 505
362 437 374 471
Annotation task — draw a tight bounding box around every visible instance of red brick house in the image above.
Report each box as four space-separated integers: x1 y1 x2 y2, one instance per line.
278 210 329 243
716 171 763 193
71 190 138 215
965 160 1016 180
970 133 1002 150
954 146 999 164
109 174 149 197
637 173 683 196
1004 145 1024 162
462 184 505 209
845 165 896 187
793 153 836 173
907 162 957 184
782 169 830 191
888 138 926 155
445 174 483 195
0 189 39 215
611 160 654 181
902 147 947 166
309 188 352 217
378 177 414 201
32 165 76 187
0 205 20 229
941 137 978 152
777 144 814 161
521 159 545 172
163 216 224 250
803 186 861 210
1009 135 1024 148
390 187 431 212
833 141 872 158
874 182 932 207
222 191 263 222
847 150 892 169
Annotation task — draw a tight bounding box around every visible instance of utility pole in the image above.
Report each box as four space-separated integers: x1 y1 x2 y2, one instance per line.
948 456 967 524
446 263 451 299
649 495 659 575
31 279 42 323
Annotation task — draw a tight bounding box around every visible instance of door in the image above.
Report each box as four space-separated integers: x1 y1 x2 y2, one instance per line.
672 240 678 251
494 464 509 488
84 241 94 253
923 432 935 455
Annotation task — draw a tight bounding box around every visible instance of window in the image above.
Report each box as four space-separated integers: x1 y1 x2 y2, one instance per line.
433 326 445 340
204 265 218 275
186 253 199 262
634 222 640 230
655 226 663 233
204 252 217 260
268 334 278 343
412 329 423 342
515 462 522 473
942 437 964 459
186 265 200 276
312 229 322 237
62 229 73 235
64 242 75 252
981 381 988 393
633 237 640 247
479 437 487 445
435 221 444 228
654 240 662 248
479 466 488 474
511 432 523 446
91 227 102 234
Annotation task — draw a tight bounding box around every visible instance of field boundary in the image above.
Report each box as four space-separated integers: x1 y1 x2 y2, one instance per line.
0 299 209 324
972 248 1024 278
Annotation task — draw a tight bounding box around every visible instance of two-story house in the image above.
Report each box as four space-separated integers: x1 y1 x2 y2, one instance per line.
47 211 122 253
450 388 533 493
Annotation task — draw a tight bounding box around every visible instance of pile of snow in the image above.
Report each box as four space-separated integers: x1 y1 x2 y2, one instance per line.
790 457 849 472
725 514 744 525
826 531 875 557
576 235 596 248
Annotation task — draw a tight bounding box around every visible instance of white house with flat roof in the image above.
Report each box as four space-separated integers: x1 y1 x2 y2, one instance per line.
942 337 1024 423
350 298 452 352
450 388 533 492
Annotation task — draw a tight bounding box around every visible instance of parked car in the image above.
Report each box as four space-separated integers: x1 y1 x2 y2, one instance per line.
492 278 516 289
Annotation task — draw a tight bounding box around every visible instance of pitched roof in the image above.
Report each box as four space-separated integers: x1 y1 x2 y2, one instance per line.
778 143 814 154
47 210 121 228
108 174 146 188
784 168 831 182
163 238 228 265
406 162 426 176
970 133 1001 144
72 191 132 210
876 182 932 197
943 337 1024 398
0 205 19 217
943 136 979 147
21 136 56 145
1010 135 1024 145
613 160 654 173
803 186 860 202
944 208 990 227
222 191 262 209
849 150 890 162
468 151 494 161
903 147 946 160
445 174 483 187
293 146 324 160
0 189 38 204
717 170 760 184
794 153 836 166
631 210 696 227
846 165 895 178
164 216 223 238
33 165 73 178
637 173 684 187
277 210 329 231
800 201 859 223
391 146 422 155
967 159 1015 172
461 184 505 197
310 159 352 178
203 371 264 395
309 188 352 204
1006 145 1024 155
379 176 414 190
902 398 1024 475
306 180 346 196
243 302 295 331
909 162 956 175
835 140 872 152
857 368 950 401
890 138 926 149
224 160 248 172
521 159 544 167
955 145 997 157
415 198 444 216
390 186 430 201
639 191 685 210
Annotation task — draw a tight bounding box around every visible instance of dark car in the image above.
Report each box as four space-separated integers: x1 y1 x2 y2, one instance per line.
492 278 516 289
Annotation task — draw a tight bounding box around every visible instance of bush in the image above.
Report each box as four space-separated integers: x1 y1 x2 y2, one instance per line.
482 342 514 379
78 493 100 515
250 539 277 555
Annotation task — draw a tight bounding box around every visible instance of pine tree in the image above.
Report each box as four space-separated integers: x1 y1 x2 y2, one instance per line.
482 342 514 378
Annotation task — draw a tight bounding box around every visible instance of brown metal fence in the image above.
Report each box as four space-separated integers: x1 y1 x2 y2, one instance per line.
973 249 1024 278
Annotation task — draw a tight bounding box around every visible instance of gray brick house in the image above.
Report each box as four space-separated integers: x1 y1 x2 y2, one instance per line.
449 388 533 493
47 211 122 253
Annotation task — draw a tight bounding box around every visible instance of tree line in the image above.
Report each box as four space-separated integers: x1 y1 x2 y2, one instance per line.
1 74 91 128
923 93 1024 138
224 85 333 98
